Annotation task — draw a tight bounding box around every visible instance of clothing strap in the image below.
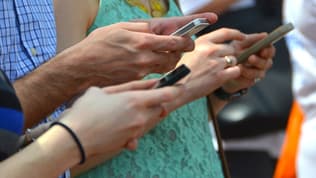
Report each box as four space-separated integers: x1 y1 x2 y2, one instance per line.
207 97 231 178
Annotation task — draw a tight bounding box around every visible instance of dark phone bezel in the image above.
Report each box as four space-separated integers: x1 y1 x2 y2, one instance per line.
154 64 190 88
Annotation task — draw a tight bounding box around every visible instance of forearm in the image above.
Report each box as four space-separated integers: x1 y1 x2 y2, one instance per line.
14 47 94 129
0 126 79 178
194 0 237 15
71 149 121 176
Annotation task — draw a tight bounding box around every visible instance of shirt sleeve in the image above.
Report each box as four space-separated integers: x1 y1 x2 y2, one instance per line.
0 69 24 161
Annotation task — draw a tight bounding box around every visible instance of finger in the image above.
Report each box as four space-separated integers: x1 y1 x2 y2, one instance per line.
150 51 182 73
125 139 138 150
204 28 246 44
135 85 185 106
115 22 151 33
133 32 195 52
216 66 241 84
157 13 218 35
103 79 158 93
246 55 269 70
231 77 255 89
210 44 235 57
240 67 266 80
143 105 167 133
259 45 276 59
236 33 267 49
176 12 218 26
132 13 218 35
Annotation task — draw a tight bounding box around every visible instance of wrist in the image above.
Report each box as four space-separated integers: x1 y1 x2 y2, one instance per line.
35 126 80 175
213 87 248 101
50 122 86 165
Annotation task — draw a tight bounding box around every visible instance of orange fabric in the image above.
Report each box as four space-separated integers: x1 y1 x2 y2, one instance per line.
274 101 304 178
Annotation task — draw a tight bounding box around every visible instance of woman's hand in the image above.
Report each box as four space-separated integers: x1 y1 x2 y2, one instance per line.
60 80 184 159
176 28 246 101
221 33 275 93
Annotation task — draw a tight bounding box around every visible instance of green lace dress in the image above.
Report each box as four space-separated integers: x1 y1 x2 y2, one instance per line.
77 0 224 177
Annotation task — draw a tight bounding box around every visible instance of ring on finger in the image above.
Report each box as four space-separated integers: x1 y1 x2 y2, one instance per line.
224 56 234 67
254 77 261 83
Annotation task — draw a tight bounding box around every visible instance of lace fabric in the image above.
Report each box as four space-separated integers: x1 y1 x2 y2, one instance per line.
79 1 224 177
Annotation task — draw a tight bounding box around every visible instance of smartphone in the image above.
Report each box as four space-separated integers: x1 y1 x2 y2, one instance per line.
237 23 294 64
154 64 190 88
170 18 210 37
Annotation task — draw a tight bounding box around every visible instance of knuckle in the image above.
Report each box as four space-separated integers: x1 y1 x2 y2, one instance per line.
132 115 147 129
126 97 139 109
219 28 232 35
137 56 151 66
166 38 178 48
137 116 147 127
136 71 147 79
161 91 174 101
135 36 152 49
168 52 182 63
220 28 240 37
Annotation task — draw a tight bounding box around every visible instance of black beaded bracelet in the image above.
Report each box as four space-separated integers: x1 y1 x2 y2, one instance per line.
213 87 248 101
50 121 86 165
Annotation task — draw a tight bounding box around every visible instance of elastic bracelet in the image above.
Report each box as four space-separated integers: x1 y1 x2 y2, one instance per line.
50 121 86 165
213 87 248 101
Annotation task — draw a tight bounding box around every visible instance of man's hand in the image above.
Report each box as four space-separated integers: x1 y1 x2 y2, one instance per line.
69 22 195 86
15 21 194 128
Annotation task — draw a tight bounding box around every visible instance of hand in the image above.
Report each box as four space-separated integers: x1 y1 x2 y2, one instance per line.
176 28 246 101
135 12 218 35
59 80 184 159
221 33 275 93
63 22 194 88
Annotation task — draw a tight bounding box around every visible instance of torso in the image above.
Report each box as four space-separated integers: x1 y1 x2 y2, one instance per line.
79 1 224 178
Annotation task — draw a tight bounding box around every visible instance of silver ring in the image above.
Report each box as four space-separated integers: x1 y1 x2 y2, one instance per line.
254 77 261 83
224 56 234 67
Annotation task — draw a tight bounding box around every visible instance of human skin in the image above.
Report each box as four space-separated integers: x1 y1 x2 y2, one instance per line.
191 0 237 15
14 17 201 129
0 80 184 178
53 1 275 174
53 0 274 113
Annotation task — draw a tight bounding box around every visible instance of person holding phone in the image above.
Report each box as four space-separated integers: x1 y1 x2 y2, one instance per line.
0 66 185 178
53 0 275 177
0 2 233 178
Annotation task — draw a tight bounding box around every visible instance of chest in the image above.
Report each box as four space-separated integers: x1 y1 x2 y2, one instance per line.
88 0 182 33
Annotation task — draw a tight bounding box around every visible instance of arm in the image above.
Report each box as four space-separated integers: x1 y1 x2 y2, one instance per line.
183 0 237 15
54 0 99 53
163 30 275 116
0 126 80 178
19 6 217 128
196 0 237 15
4 80 184 177
15 21 195 129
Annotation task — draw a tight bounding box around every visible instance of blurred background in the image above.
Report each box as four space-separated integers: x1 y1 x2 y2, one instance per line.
179 0 293 178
